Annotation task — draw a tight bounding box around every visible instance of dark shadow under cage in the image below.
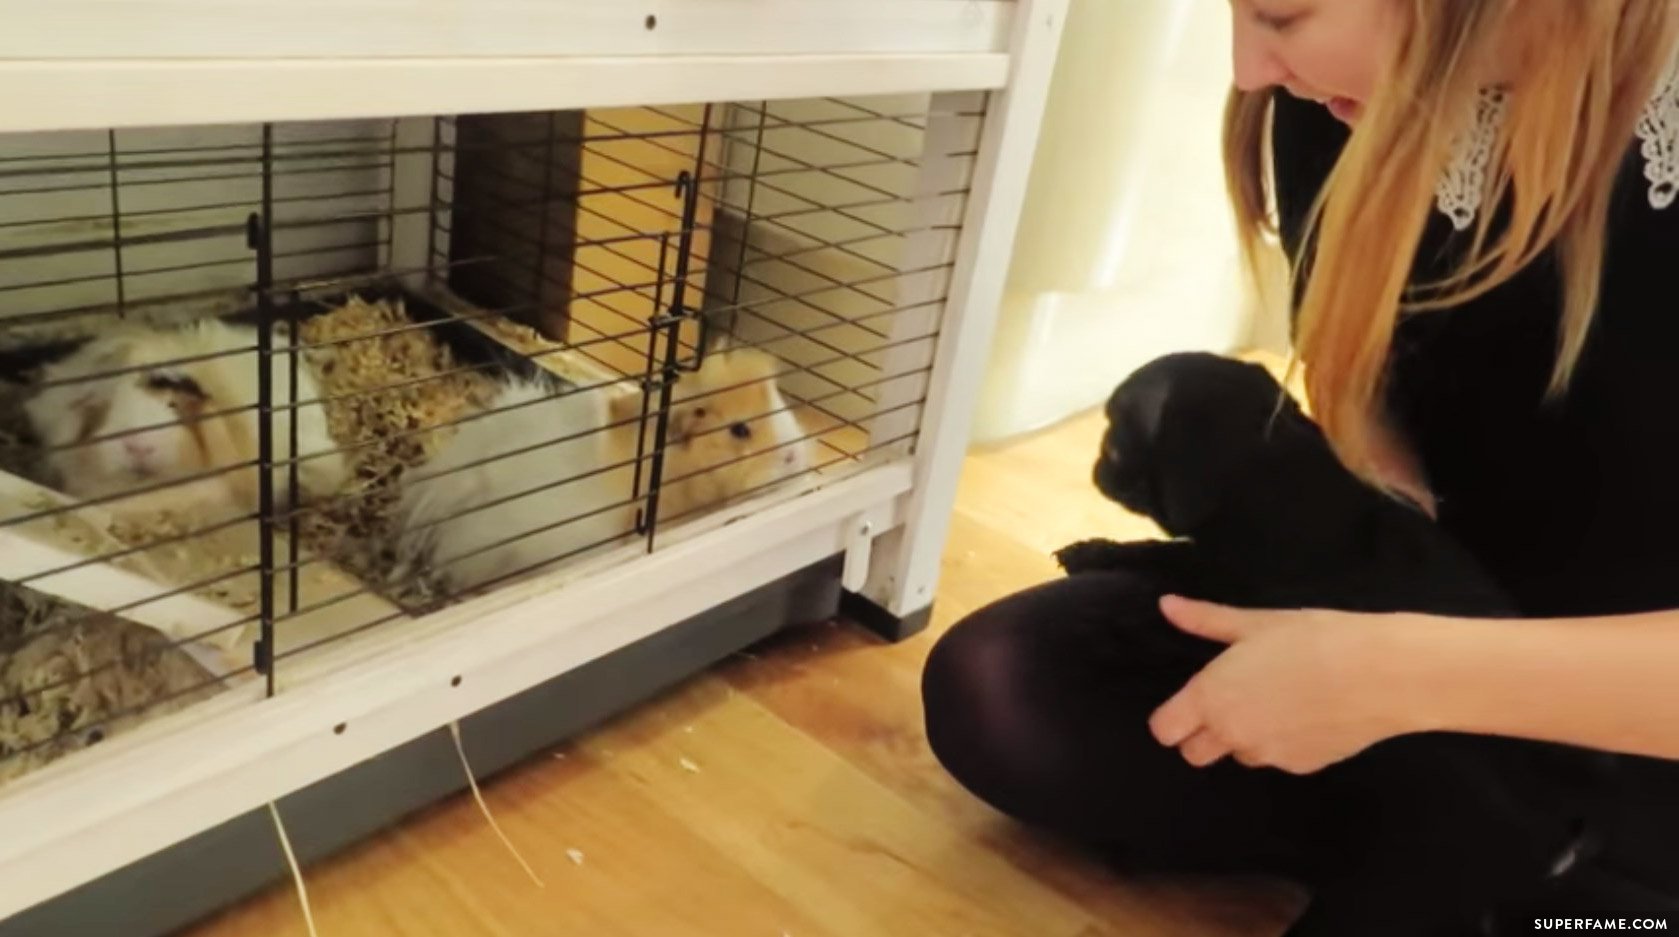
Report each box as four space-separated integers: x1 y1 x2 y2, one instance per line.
0 93 984 787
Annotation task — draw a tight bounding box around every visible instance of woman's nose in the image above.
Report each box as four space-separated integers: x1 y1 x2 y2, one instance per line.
1231 19 1290 92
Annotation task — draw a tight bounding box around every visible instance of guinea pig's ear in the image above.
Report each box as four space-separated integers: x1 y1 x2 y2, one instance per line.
695 300 739 359
605 383 644 428
21 387 71 447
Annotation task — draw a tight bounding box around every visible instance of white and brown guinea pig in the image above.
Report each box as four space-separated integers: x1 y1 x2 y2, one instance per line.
23 318 350 518
393 376 624 592
394 346 814 593
617 347 815 522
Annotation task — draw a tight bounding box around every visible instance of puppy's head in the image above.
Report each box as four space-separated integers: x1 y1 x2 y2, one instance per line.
1094 352 1331 536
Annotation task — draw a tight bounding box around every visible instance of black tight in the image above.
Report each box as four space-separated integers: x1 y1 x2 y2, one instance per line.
921 569 1338 882
921 566 1679 934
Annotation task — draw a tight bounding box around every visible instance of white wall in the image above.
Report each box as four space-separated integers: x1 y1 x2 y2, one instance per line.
970 0 1263 444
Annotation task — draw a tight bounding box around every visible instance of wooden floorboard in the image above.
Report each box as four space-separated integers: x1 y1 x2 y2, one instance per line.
186 400 1305 937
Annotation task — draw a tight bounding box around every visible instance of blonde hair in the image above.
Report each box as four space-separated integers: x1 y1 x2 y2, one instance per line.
1225 1 1679 487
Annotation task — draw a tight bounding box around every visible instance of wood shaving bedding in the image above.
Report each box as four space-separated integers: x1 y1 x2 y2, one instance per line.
0 583 215 787
292 294 504 607
0 579 74 650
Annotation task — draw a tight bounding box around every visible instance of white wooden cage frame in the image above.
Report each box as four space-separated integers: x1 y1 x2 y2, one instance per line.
0 0 1070 921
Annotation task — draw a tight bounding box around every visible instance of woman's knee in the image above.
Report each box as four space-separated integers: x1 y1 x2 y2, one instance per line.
919 574 1177 821
921 600 1019 757
920 601 1059 818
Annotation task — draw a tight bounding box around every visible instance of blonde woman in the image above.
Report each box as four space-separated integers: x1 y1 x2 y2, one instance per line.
923 2 1679 934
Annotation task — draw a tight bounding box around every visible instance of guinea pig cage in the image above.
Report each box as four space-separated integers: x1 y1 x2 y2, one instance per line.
0 2 1068 933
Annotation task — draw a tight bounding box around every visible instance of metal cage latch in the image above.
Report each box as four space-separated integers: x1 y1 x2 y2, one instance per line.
842 516 875 593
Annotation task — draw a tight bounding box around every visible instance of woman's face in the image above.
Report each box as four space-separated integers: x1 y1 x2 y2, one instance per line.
1229 0 1401 124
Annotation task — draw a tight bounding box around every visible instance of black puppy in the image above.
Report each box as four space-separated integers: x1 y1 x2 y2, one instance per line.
1059 352 1617 936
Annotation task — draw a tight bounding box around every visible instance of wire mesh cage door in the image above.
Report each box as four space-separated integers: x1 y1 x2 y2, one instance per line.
688 91 991 631
696 94 978 458
0 85 1011 796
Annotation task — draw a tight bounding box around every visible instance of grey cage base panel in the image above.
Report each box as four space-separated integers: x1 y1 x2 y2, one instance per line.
0 555 847 937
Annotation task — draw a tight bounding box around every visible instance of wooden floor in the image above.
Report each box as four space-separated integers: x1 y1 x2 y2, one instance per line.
186 404 1306 937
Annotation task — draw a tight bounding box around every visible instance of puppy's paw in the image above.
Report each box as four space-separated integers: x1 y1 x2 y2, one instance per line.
1053 538 1145 575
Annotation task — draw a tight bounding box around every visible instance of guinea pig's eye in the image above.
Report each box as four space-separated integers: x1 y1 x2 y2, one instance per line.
692 406 708 420
143 373 206 399
729 422 752 440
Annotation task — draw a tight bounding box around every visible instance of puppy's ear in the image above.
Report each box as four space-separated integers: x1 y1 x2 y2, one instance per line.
1119 377 1173 446
1100 366 1229 536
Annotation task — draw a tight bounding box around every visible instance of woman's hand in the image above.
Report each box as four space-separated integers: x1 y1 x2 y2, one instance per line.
1148 595 1436 775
